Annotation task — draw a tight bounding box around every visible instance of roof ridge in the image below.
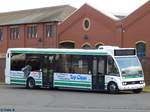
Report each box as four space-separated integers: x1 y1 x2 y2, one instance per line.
0 5 72 14
0 5 76 25
83 3 120 21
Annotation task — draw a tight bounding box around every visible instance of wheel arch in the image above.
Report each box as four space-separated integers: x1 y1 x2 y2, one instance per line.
107 81 118 90
107 81 119 93
26 76 36 88
27 76 35 82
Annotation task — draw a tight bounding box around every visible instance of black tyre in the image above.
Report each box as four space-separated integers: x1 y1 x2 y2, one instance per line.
108 82 119 94
132 89 143 94
26 78 35 89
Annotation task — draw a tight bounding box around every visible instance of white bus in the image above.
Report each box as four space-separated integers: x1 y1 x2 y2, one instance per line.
5 47 145 94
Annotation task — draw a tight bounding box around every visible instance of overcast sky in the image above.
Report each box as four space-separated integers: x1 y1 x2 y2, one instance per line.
0 0 149 15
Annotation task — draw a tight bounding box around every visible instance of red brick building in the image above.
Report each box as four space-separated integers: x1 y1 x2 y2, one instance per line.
121 2 150 84
0 5 76 81
0 5 76 55
0 2 150 83
58 4 121 49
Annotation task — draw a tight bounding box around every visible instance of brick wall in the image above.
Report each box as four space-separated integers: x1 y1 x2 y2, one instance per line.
0 58 5 82
140 57 150 85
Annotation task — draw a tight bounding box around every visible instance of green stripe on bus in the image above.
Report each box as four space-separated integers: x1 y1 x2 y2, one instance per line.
11 83 25 85
11 79 26 83
10 79 42 85
11 82 42 85
11 50 107 55
122 76 144 79
10 77 42 81
35 81 42 84
54 84 91 89
11 82 26 84
54 80 91 84
54 82 91 88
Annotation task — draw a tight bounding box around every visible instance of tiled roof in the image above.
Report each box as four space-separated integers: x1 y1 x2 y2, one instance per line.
0 5 76 25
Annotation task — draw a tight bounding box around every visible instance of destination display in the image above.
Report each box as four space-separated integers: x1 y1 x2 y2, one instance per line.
114 49 136 56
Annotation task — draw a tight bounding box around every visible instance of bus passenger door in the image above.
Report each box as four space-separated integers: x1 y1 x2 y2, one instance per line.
42 55 54 87
92 56 106 90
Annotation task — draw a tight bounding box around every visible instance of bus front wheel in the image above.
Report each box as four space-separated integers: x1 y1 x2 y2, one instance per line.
26 78 35 89
108 82 119 94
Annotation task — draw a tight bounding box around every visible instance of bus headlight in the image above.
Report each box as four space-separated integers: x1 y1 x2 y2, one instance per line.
122 82 127 85
139 80 144 84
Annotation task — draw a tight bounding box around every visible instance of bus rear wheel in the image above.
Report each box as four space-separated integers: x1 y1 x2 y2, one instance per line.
132 89 143 94
26 78 35 89
108 82 119 94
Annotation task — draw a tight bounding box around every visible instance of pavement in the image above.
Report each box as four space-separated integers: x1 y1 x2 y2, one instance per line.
0 84 150 112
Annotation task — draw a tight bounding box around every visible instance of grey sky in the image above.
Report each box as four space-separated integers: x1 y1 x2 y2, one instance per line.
0 0 149 15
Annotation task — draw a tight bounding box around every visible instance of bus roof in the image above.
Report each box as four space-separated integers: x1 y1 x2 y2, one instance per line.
8 48 109 56
98 46 136 56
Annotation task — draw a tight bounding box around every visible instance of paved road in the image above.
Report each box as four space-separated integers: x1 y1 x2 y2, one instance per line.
0 85 150 112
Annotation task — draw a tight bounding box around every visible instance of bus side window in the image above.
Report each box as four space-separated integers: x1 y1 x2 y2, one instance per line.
71 55 93 74
11 53 25 71
107 56 119 76
97 57 105 75
7 53 9 58
25 54 41 71
92 57 97 76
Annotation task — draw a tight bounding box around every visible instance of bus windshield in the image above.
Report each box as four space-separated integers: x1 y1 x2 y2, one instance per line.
115 57 143 78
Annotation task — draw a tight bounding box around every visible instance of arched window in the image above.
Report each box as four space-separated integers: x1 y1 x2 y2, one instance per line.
82 44 91 49
136 42 146 57
95 43 104 49
59 41 75 48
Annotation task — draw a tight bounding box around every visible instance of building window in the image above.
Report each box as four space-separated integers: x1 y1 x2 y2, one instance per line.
27 25 37 38
82 44 91 49
136 42 146 57
59 42 75 48
83 18 90 31
0 28 3 41
45 24 53 37
95 43 104 49
10 27 20 40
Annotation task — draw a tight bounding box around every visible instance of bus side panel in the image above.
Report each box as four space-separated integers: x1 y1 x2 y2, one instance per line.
9 71 26 85
28 72 42 86
9 71 43 86
105 75 122 90
5 52 11 84
53 73 92 89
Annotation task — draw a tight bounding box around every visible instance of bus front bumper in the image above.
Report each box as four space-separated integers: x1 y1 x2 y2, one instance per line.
118 83 145 90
